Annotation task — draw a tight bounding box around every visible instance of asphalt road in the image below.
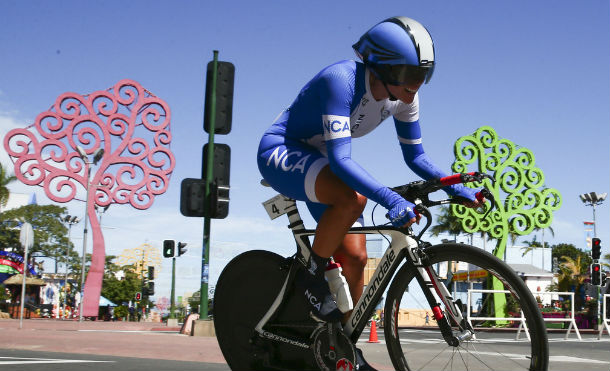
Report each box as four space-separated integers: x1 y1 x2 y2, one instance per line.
1 318 608 370
1 329 608 371
0 349 228 371
356 328 610 371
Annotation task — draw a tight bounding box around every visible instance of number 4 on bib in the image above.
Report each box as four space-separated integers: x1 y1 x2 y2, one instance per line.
262 194 295 220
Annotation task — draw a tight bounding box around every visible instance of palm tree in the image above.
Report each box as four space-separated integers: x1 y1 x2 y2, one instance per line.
0 163 17 210
520 235 542 257
601 253 610 271
518 226 555 270
429 205 464 240
538 225 555 248
554 255 587 310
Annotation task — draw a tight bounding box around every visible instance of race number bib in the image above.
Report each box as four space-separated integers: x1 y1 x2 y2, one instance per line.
262 194 295 220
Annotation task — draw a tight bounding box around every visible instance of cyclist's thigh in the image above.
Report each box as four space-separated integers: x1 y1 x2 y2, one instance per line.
306 201 364 227
258 135 328 203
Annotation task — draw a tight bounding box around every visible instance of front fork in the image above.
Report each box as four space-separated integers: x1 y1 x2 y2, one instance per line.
409 244 474 347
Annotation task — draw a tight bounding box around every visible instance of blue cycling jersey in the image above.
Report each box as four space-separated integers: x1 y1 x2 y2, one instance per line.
259 60 474 211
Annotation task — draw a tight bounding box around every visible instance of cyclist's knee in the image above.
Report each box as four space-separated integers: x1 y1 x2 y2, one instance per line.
353 249 368 270
335 248 368 271
315 168 367 216
334 190 367 217
354 192 367 213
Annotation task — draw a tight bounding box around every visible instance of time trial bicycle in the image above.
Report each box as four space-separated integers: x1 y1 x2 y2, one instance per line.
213 172 549 370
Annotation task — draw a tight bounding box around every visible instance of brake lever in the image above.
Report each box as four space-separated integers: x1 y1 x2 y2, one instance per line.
414 204 432 240
452 188 495 220
479 188 496 219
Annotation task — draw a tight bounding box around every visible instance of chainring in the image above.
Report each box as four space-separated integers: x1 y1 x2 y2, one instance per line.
311 325 356 371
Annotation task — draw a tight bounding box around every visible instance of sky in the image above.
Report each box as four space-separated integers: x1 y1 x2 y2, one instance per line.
1 0 609 303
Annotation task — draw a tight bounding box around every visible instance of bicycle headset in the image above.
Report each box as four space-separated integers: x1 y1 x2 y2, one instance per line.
352 16 435 86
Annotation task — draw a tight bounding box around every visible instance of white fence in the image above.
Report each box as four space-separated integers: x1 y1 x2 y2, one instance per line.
466 289 529 341
523 291 581 340
466 289 582 341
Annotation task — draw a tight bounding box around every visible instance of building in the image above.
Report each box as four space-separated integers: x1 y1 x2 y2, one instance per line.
510 263 555 306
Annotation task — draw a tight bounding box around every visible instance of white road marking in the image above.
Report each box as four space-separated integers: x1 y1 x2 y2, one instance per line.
358 339 610 365
0 356 113 365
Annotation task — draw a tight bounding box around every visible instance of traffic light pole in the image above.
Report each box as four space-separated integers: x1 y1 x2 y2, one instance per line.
170 256 176 319
581 193 606 330
200 50 219 318
591 205 601 329
593 205 601 329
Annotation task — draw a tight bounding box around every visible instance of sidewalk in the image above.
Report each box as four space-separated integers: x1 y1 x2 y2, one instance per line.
0 318 227 364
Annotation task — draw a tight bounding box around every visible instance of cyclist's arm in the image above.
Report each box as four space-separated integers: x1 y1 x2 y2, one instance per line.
394 118 477 201
318 70 404 210
323 126 403 209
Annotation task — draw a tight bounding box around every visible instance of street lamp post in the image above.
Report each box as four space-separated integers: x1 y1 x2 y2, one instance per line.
76 145 104 322
579 192 607 238
579 191 607 330
95 205 110 226
62 215 80 319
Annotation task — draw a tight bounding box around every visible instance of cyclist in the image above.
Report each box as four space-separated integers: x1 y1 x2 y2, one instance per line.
257 16 483 369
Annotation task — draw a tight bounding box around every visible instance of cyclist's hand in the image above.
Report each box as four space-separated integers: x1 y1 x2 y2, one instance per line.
388 199 419 227
446 184 484 209
463 197 484 209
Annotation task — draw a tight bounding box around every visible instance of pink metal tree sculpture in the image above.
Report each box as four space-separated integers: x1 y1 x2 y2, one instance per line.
4 79 175 318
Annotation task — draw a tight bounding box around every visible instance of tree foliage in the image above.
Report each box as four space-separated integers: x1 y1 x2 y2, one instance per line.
0 204 81 267
547 243 592 310
0 163 17 208
551 243 592 272
520 235 543 257
602 253 610 271
101 255 142 306
429 205 464 238
0 204 88 286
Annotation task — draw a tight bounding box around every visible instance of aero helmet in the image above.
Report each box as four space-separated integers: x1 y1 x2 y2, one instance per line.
353 16 435 85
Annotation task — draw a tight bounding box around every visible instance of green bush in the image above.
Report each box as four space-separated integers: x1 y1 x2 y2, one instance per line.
113 305 128 319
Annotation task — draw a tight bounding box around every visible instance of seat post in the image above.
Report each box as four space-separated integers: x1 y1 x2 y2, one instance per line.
260 179 312 263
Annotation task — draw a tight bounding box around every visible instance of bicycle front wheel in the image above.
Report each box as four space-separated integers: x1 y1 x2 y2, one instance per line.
384 243 549 371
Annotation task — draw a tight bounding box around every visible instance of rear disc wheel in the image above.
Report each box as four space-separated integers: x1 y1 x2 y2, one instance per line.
214 250 288 370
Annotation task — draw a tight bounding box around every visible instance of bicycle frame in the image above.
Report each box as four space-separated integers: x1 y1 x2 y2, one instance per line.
258 194 469 346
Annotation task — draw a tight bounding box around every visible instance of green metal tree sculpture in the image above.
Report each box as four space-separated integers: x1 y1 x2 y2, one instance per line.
451 126 561 319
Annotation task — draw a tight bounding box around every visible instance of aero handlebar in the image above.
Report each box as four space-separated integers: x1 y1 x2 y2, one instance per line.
388 172 496 239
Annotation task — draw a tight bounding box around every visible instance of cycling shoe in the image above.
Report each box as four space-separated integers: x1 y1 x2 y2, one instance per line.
355 348 378 371
295 267 343 323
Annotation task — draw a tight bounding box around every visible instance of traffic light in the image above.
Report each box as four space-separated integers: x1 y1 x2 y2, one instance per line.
135 292 142 301
591 263 602 286
592 238 601 260
180 174 230 218
204 59 235 134
202 143 231 219
180 178 206 217
178 242 188 257
144 281 154 296
147 266 154 280
163 240 175 258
